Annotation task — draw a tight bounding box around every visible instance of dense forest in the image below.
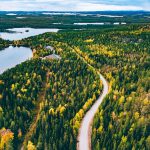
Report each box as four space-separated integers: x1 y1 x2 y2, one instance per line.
90 28 150 150
51 25 149 149
0 59 46 149
0 21 149 149
0 38 10 50
52 25 150 149
0 38 102 149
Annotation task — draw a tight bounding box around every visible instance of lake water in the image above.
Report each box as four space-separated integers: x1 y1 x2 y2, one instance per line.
42 12 77 15
0 28 59 41
0 46 33 74
74 22 126 25
6 13 17 16
96 15 123 18
16 17 27 19
74 23 105 25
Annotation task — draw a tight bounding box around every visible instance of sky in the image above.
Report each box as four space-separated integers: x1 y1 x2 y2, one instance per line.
0 0 150 11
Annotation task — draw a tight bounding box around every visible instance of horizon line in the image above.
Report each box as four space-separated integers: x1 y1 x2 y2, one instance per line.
0 10 149 12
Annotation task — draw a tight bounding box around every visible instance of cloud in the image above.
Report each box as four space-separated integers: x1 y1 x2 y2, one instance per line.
75 2 142 11
0 0 148 11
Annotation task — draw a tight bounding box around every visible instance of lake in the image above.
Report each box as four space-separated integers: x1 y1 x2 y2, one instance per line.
74 22 126 25
6 13 17 16
0 28 59 41
74 23 105 25
0 46 33 74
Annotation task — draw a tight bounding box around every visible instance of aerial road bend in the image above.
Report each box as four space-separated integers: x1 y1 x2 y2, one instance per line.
77 73 109 150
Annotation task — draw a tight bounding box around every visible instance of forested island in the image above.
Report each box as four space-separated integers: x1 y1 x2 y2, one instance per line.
0 38 10 50
0 11 149 150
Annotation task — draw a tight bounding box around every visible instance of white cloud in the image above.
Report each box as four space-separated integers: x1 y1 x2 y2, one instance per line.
0 0 146 11
75 2 142 11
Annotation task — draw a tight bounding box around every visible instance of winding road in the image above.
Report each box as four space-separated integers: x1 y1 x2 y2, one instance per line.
77 73 109 150
73 48 109 150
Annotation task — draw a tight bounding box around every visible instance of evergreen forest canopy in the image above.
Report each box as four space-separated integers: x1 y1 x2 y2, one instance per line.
0 12 150 150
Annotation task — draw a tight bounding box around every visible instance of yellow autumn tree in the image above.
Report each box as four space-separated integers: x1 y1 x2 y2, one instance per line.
0 94 3 100
27 141 36 150
0 128 14 150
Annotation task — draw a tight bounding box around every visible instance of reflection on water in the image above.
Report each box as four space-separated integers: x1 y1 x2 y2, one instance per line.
0 28 59 41
0 46 33 74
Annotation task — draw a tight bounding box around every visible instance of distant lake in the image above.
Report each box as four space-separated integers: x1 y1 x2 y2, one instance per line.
6 13 17 16
42 12 77 15
0 46 33 74
96 15 123 18
16 17 27 19
74 22 126 25
74 23 105 25
0 28 59 41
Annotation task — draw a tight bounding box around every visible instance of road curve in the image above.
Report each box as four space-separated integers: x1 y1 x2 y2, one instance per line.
77 73 109 150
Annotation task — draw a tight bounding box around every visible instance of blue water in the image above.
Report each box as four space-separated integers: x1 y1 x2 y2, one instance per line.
0 28 59 41
0 46 33 74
